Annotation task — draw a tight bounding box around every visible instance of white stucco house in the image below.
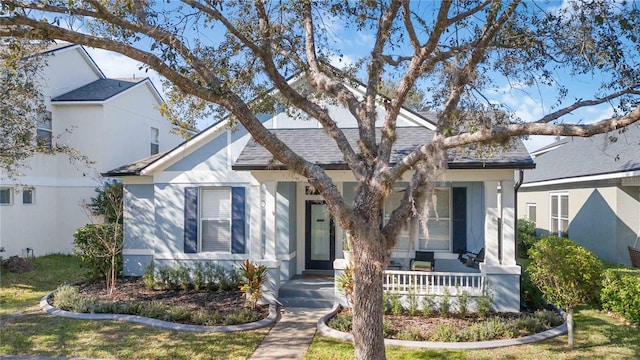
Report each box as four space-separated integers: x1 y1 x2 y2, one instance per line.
105 77 535 312
518 124 640 267
0 43 184 257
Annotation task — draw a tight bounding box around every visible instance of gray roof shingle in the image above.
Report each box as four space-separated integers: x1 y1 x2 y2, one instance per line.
103 151 168 176
233 127 534 170
52 78 144 102
525 124 640 184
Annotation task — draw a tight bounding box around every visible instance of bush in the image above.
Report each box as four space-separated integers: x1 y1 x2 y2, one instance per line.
517 218 537 258
396 327 423 341
224 308 261 325
457 289 470 318
73 223 123 283
439 288 451 317
143 261 156 290
476 294 492 319
327 313 353 332
601 267 640 324
429 323 458 342
521 264 545 311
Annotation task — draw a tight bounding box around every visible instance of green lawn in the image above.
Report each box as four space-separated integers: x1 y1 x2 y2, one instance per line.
0 254 267 359
306 308 640 360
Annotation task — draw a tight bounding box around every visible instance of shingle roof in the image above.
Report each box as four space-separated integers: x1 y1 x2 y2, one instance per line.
524 124 640 184
233 127 534 170
52 78 144 102
103 151 168 177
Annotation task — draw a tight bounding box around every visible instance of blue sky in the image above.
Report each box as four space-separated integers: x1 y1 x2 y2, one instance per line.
83 0 618 152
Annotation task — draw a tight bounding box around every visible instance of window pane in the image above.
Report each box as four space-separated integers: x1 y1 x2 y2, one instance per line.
37 112 52 129
551 195 558 217
561 195 568 218
23 189 33 204
419 219 450 250
551 218 558 233
528 204 536 223
431 188 450 218
150 143 159 155
201 220 230 252
201 189 231 218
36 129 52 148
561 220 569 233
0 188 11 204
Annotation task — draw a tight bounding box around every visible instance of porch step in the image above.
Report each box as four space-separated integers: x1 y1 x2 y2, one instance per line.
277 276 336 309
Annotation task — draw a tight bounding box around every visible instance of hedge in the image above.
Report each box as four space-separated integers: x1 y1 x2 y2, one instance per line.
600 268 640 324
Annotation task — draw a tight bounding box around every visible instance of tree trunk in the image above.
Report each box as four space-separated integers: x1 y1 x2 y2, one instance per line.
351 227 387 360
567 308 574 349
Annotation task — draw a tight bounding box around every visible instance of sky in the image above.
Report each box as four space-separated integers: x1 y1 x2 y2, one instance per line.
82 0 621 153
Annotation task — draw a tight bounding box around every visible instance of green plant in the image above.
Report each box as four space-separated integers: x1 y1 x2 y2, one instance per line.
421 294 437 316
533 309 564 328
439 288 451 317
221 266 241 291
224 308 261 325
327 313 353 332
476 294 492 319
396 327 423 341
457 289 470 318
239 259 269 308
157 264 172 289
386 293 403 316
337 266 354 307
601 267 640 324
73 223 123 286
517 218 537 258
429 323 458 342
407 287 419 316
528 235 604 348
142 261 156 290
90 181 123 224
176 265 191 291
193 263 205 291
520 263 545 311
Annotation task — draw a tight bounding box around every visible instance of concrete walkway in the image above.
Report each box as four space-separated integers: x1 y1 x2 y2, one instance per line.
249 307 330 360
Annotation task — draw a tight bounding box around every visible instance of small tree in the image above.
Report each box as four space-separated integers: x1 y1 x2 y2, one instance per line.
74 181 124 295
528 235 603 348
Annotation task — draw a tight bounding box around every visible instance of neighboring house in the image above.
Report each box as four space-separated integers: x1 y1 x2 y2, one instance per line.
518 124 640 267
105 77 535 312
0 43 184 257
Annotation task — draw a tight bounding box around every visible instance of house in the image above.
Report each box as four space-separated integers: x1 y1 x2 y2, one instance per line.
105 78 535 312
518 125 640 267
0 43 184 257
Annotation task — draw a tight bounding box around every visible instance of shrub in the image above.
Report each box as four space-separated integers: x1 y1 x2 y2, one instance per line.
165 305 191 322
601 267 640 324
385 293 403 316
396 327 423 341
327 313 353 332
53 285 83 310
421 294 437 316
337 266 354 307
407 288 419 316
239 259 269 308
517 218 537 258
457 289 470 318
192 309 224 326
143 261 156 290
224 308 260 325
176 265 191 291
193 263 205 291
460 317 516 341
476 294 492 319
533 309 564 328
429 323 458 342
521 264 545 311
439 288 451 317
73 223 123 283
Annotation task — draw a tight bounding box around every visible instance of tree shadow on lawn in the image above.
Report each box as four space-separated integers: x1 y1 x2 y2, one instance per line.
0 313 266 360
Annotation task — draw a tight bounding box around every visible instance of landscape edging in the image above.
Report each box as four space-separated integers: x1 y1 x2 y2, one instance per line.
317 302 568 350
40 293 278 333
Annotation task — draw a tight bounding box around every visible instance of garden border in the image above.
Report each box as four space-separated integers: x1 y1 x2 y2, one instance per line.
40 293 279 333
317 303 568 350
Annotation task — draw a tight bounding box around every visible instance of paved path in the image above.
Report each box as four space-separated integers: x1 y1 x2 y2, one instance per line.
249 307 330 360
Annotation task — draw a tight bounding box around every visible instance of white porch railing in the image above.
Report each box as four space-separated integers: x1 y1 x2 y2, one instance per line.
383 270 485 296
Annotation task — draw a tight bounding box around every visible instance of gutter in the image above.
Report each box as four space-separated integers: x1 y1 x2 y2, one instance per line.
514 168 525 311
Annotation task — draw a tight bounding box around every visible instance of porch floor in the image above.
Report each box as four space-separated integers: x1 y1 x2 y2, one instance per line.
434 258 480 273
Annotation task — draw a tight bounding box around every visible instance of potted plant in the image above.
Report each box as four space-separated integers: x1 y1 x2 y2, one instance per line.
343 231 353 263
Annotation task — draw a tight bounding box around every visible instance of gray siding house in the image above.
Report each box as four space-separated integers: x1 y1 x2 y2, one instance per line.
518 124 640 267
105 81 535 311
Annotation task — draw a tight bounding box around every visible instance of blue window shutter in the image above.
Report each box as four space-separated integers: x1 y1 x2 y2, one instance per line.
184 187 198 253
231 187 246 254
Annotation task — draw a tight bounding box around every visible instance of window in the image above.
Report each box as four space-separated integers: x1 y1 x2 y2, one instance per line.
550 193 569 236
526 203 536 224
418 187 451 251
200 188 231 252
22 188 34 205
150 127 159 155
383 189 411 250
36 111 52 149
0 187 12 205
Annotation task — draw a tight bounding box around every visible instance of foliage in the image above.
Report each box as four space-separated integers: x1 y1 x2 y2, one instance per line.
239 259 269 309
406 288 419 316
528 235 604 310
421 295 437 316
439 288 452 317
520 260 546 311
6 1 639 358
337 266 354 307
73 224 123 284
396 328 423 341
457 290 471 318
517 219 537 259
327 313 353 333
142 261 156 290
600 267 640 324
90 181 124 224
476 294 492 319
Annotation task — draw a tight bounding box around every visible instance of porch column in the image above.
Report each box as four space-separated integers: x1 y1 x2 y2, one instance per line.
483 181 500 265
501 180 517 266
263 181 277 259
249 184 262 259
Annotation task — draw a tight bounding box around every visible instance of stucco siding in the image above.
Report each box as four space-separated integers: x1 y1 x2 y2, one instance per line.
615 186 640 266
165 132 228 172
153 183 188 253
123 184 155 250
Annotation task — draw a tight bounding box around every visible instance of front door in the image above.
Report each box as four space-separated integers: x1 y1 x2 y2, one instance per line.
305 201 335 270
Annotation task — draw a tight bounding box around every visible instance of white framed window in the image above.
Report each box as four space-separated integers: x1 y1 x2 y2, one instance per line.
550 193 569 237
22 188 35 205
0 187 13 205
418 187 451 251
150 127 159 155
383 188 411 251
526 203 536 224
36 111 52 149
199 188 231 252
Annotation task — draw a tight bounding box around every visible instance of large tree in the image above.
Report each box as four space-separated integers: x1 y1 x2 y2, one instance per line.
2 1 638 358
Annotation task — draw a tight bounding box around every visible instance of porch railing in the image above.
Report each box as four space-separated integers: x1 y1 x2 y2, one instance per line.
383 270 485 296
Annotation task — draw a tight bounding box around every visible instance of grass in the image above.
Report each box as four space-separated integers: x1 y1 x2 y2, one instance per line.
0 254 267 359
306 308 640 360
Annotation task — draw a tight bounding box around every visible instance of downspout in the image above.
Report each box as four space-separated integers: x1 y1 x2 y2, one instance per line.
515 169 524 311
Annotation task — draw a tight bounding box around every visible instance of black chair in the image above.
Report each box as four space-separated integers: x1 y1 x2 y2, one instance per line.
410 251 435 271
459 248 484 269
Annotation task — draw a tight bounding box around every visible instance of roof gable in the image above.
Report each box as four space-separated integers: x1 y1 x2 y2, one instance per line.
51 78 147 102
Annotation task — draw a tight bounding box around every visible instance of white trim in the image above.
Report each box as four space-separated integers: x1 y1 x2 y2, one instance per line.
549 192 569 235
154 252 247 260
0 176 101 188
522 169 640 188
277 251 297 261
0 186 13 205
122 249 154 256
526 202 536 223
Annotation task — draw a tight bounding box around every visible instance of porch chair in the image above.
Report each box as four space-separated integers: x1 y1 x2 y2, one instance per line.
410 251 435 272
459 248 484 269
628 246 640 269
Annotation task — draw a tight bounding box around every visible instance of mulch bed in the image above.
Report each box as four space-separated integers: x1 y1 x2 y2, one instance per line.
72 277 270 324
